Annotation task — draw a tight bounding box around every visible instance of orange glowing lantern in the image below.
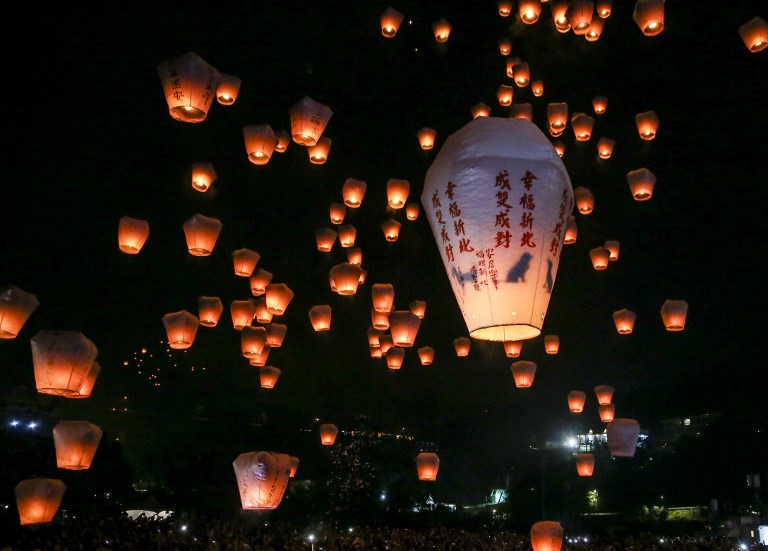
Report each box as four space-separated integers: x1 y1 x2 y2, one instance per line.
232 451 291 510
367 327 383 347
635 110 659 140
409 300 427 319
259 366 281 389
380 6 404 37
346 246 363 266
567 0 594 35
503 340 523 358
386 346 405 370
337 224 357 247
597 137 615 159
329 262 363 295
596 0 612 18
453 337 471 357
607 418 640 457
183 214 222 256
372 310 390 330
275 129 290 153
387 179 410 209
315 228 337 252
739 17 768 53
191 162 216 192
370 346 383 358
329 203 346 225
568 390 587 413
633 0 664 36
519 0 542 24
0 285 39 339
243 124 278 165
532 80 544 96
118 216 150 255
498 1 513 17
359 269 368 285
250 268 273 297
433 19 452 42
590 247 611 270
216 73 241 105
571 113 594 141
230 300 256 330
309 305 332 332
388 311 421 347
14 479 66 526
506 57 522 78
289 456 300 478
661 299 688 331
319 424 338 445
547 102 569 135
612 308 636 334
599 403 616 422
379 333 394 353
253 297 273 324
544 335 560 354
161 311 199 350
308 136 332 164
550 1 571 33
499 37 512 55
417 127 437 150
511 360 537 388
53 420 103 470
249 345 271 367
289 96 332 147
585 17 604 41
418 346 435 365
510 103 533 121
514 62 531 87
594 384 614 405
531 521 563 551
593 96 608 114
343 178 367 208
265 284 294 316
471 102 491 118
31 331 98 397
416 452 440 481
372 283 395 313
156 51 220 123
573 186 594 214
381 218 402 241
563 215 577 244
241 325 267 357
627 168 656 201
232 248 260 277
604 240 621 260
265 323 287 348
553 140 565 158
198 296 223 327
576 453 595 476
497 84 514 106
405 202 420 221
73 361 100 399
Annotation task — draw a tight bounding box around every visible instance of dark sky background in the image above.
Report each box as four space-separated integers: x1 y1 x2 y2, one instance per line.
2 1 766 500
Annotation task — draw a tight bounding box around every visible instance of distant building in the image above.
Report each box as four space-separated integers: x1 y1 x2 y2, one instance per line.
659 413 721 450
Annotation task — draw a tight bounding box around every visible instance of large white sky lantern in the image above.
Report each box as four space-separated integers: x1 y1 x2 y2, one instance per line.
421 117 573 342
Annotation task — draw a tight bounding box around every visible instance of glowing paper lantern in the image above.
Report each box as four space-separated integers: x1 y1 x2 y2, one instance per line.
453 337 471 357
597 137 615 159
73 361 100 399
550 1 571 33
563 215 577 244
15 479 66 526
265 283 294 315
232 248 260 277
289 96 332 147
422 117 573 341
433 19 452 42
241 325 267 357
230 300 256 330
289 456 300 478
418 127 437 150
198 296 224 327
596 0 612 18
418 346 434 365
514 62 530 87
627 168 656 201
0 285 39 339
585 17 604 41
259 366 281 389
162 311 200 349
249 345 271 366
511 360 537 388
342 178 367 207
544 335 560 354
53 421 103 470
576 453 595 476
594 384 614 405
573 186 594 214
386 346 405 369
571 113 594 141
498 1 513 17
553 141 565 158
600 403 616 422
532 80 544 96
635 110 659 140
606 418 640 457
739 17 768 53
499 37 512 55
329 203 346 225
309 305 332 332
593 96 608 114
503 340 523 358
406 202 420 221
568 390 586 413
372 283 395 313
379 334 394 353
510 103 533 121
367 327 383 347
346 246 363 266
319 424 338 445
388 310 421 347
497 85 514 106
308 136 332 164
216 73 241 105
531 521 563 551
250 268 273 296
381 218 402 241
409 300 427 319
471 102 491 118
337 224 357 247
567 0 594 35
265 323 287 348
253 297 273 324
506 57 522 78
416 452 440 481
633 0 664 36
519 0 542 24
547 102 568 135
329 262 363 295
605 239 619 257
661 299 688 331
183 214 222 256
315 228 337 252
380 6 404 37
387 179 410 209
371 308 390 330
232 451 291 510
613 308 636 334
31 330 98 397
118 216 150 254
191 162 216 192
275 130 290 153
243 124 278 165
156 51 220 123
590 247 611 270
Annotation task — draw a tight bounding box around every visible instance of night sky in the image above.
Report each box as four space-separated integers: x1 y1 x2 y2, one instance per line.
2 1 766 499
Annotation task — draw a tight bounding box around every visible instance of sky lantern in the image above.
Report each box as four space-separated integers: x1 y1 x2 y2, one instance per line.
635 110 659 140
511 360 537 388
568 390 586 413
531 80 544 96
73 361 100 399
544 335 560 354
550 1 571 33
232 451 291 510
513 62 531 87
585 17 604 41
576 453 595 477
471 102 491 118
510 103 533 121
118 216 150 255
505 56 522 78
309 305 332 332
381 218 402 241
603 240 620 261
386 346 405 370
241 325 267 358
499 37 512 55
379 334 394 353
250 268 273 297
329 262 363 295
388 310 421 347
633 0 664 36
547 102 569 135
626 167 656 201
0 285 39 339
571 113 594 141
315 228 337 252
497 84 514 106
661 299 688 331
274 129 290 153
406 202 420 220
337 224 357 247
416 452 440 481
498 1 512 17
503 340 523 358
289 456 300 478
346 246 363 266
308 136 332 164
432 19 452 42
289 96 332 147
53 420 103 470
156 51 220 123
162 311 199 349
359 269 368 285
329 203 346 225
249 345 271 366
417 346 434 365
243 124 278 165
319 424 339 445
613 308 636 334
596 0 612 18
372 283 395 313
453 337 471 357
31 330 98 397
258 366 281 389
573 186 594 214
519 0 542 24
380 6 404 37
567 0 594 35
409 300 427 319
370 346 383 358
417 127 437 150
552 140 565 158
183 214 222 256
216 73 241 105
594 384 614 405
607 418 640 457
265 323 287 348
563 215 577 244
265 283 294 315
597 137 615 159
371 308 390 330
232 248 260 277
191 162 216 192
14 479 66 526
739 17 768 53
198 296 223 327
230 300 256 330
599 403 616 422
253 297 273 324
367 327 383 347
422 117 573 342
531 521 563 551
590 247 611 270
592 96 608 114
342 178 367 207
387 179 410 209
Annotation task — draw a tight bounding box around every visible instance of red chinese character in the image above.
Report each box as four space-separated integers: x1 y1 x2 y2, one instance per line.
459 238 475 253
496 170 511 190
448 202 462 218
440 227 451 243
520 212 534 229
520 231 536 248
496 191 514 209
519 193 535 210
432 190 442 208
495 231 513 248
445 181 456 200
549 238 560 256
436 210 444 225
521 170 538 190
453 219 465 236
495 211 511 228
444 244 454 261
